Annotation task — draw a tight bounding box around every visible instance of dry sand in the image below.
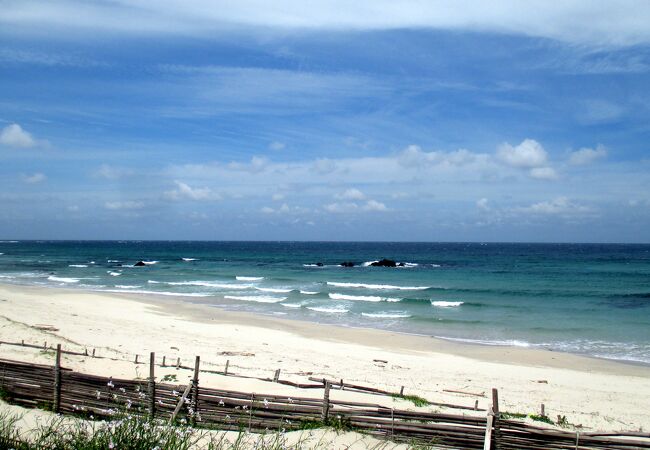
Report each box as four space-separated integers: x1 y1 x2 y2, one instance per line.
0 282 649 438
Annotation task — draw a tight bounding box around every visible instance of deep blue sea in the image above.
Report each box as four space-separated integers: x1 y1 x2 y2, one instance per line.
1 240 649 364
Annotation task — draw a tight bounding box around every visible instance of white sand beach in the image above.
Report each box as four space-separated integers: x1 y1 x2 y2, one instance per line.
0 282 649 438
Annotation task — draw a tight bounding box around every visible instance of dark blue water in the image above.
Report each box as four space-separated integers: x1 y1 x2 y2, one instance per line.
1 240 649 364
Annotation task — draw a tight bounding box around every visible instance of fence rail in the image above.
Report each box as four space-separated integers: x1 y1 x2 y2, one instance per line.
0 350 648 449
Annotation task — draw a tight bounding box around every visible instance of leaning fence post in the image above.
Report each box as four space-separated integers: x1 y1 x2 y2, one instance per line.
190 356 200 426
53 344 62 413
224 359 229 375
273 369 281 382
321 381 331 423
492 388 501 450
148 352 156 419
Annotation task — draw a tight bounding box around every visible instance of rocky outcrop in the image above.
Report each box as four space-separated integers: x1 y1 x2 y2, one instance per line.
370 258 404 267
340 261 355 267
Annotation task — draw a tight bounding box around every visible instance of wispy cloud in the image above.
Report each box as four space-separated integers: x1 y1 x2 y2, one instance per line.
3 1 650 46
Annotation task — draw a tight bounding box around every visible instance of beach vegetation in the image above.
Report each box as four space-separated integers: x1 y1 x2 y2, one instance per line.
500 411 527 420
162 374 178 382
528 414 554 425
391 393 430 408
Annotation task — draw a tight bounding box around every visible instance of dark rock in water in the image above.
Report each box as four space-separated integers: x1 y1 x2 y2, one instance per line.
316 262 324 267
340 261 355 267
397 262 405 267
370 258 398 267
134 261 146 267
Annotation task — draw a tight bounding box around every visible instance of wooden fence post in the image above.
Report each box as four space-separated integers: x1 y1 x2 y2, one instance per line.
53 344 62 413
273 369 280 382
148 352 156 419
321 381 331 423
492 388 501 450
483 406 494 450
224 359 229 375
190 356 200 425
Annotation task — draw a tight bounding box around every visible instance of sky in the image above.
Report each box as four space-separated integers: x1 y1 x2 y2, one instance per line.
1 1 650 242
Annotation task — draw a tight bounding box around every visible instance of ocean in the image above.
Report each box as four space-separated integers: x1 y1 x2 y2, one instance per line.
1 240 649 364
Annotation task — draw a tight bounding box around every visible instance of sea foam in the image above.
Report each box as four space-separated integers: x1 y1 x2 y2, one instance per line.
431 301 464 307
329 293 382 302
236 276 264 281
326 281 428 290
362 312 411 318
307 306 349 313
225 295 286 303
48 276 80 283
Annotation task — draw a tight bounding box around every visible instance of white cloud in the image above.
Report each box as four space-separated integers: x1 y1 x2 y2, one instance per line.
569 145 607 165
228 156 269 173
518 197 591 216
272 193 285 201
67 205 80 212
0 124 36 148
397 145 484 168
165 181 221 201
324 202 358 213
105 201 144 210
362 200 388 211
22 173 46 183
269 141 285 151
529 167 558 180
497 139 548 168
336 188 366 201
260 206 275 214
476 198 490 211
95 164 134 180
3 1 650 46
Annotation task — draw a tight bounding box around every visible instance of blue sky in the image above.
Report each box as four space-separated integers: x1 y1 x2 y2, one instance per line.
1 1 650 242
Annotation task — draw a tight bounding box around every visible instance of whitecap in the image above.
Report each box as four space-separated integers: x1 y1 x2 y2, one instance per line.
108 271 121 277
69 264 88 268
326 281 428 290
362 312 411 319
255 287 292 293
101 289 210 297
224 295 286 303
303 264 324 268
48 276 80 283
300 290 319 295
329 293 382 302
107 260 120 263
361 261 378 267
307 306 349 314
236 276 264 281
182 258 198 261
167 281 251 290
142 261 157 265
431 301 464 307
115 285 141 289
281 302 303 308
147 280 161 284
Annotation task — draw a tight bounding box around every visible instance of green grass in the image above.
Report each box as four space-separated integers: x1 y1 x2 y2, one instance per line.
528 414 555 425
500 411 527 420
391 393 430 407
162 374 178 382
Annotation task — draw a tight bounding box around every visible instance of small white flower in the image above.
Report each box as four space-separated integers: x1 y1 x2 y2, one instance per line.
119 387 126 393
287 397 294 403
96 390 101 399
263 399 269 408
107 381 114 388
218 400 225 406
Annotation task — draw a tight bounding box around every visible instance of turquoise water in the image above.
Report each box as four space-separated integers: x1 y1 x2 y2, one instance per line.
1 240 649 364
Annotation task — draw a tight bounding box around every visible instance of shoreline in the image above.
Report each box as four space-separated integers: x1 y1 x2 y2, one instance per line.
1 282 650 432
3 281 650 373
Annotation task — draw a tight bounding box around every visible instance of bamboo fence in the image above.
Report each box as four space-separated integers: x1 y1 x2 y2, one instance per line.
0 350 649 449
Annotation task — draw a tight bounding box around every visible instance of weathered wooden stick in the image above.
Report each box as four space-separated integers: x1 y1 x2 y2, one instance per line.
148 352 156 419
444 389 486 397
169 381 193 423
162 355 166 367
492 388 501 450
475 400 479 410
176 357 180 369
53 344 62 413
92 348 95 357
273 369 280 382
483 406 494 450
190 355 200 425
134 354 139 364
541 403 545 416
321 381 331 422
400 386 404 395
224 359 229 375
